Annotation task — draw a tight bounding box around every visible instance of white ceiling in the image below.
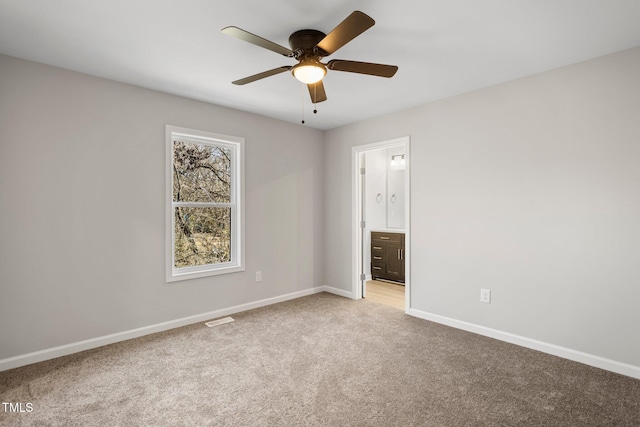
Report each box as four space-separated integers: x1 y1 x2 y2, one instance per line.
1 1 640 130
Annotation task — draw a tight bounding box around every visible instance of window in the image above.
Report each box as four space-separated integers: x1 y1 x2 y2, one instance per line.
166 125 244 282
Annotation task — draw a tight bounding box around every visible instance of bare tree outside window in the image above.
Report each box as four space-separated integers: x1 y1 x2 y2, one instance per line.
172 140 232 268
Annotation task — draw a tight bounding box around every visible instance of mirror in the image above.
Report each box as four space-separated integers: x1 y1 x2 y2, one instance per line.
387 169 405 229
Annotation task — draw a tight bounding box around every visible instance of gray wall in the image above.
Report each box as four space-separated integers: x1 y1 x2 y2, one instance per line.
3 46 640 370
0 55 325 360
324 47 640 367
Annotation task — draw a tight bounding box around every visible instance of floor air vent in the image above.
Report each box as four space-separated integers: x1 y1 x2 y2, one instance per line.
205 317 235 327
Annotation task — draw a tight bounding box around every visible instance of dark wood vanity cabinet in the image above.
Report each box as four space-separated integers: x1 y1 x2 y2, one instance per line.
371 231 405 283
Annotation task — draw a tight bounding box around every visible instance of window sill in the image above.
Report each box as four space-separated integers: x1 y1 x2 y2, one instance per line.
166 264 245 283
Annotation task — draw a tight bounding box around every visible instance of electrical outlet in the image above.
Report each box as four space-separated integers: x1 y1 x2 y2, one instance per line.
480 289 491 304
255 271 262 282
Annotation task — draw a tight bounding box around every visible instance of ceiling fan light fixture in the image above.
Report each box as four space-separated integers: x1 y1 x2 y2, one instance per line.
292 59 326 84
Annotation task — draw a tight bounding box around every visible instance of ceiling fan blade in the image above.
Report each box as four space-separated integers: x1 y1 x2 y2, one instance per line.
316 11 375 56
307 81 327 103
222 26 294 57
232 66 292 85
327 60 398 78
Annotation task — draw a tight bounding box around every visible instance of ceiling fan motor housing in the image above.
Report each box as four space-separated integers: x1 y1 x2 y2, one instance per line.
289 29 328 58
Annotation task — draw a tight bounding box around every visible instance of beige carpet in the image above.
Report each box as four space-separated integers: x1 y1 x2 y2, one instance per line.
1 293 639 426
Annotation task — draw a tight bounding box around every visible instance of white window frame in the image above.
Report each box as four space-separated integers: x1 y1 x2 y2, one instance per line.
165 125 245 282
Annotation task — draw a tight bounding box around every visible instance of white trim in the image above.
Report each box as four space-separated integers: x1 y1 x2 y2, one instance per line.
0 287 325 372
5 288 636 379
351 137 411 310
408 308 640 380
322 285 355 299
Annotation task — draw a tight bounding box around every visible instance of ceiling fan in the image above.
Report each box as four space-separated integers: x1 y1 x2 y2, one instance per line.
221 11 398 104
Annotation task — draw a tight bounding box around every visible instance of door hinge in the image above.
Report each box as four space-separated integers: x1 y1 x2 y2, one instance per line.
360 167 365 175
360 274 366 281
360 220 366 228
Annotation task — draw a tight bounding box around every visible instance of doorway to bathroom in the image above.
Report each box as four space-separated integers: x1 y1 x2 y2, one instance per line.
352 136 410 311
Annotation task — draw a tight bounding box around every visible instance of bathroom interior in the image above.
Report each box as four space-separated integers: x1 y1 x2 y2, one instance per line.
363 145 406 309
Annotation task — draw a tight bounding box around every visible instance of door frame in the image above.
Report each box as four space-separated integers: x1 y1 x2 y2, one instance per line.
351 136 411 311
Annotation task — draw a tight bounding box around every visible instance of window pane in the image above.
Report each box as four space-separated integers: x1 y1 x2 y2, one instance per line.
174 207 231 268
173 140 231 203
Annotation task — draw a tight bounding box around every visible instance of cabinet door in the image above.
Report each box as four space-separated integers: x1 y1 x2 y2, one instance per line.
385 242 404 282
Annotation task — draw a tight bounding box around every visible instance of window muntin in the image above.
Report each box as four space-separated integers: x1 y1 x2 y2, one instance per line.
166 126 244 282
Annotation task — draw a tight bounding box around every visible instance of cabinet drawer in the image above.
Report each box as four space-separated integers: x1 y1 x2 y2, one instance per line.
371 262 385 274
371 244 385 254
371 232 403 244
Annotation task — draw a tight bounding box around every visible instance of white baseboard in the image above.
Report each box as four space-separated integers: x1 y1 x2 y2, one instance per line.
321 285 354 299
0 286 326 372
408 308 640 380
10 289 632 380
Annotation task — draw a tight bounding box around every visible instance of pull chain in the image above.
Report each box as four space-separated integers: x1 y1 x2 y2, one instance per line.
301 84 320 123
313 84 318 114
301 84 305 124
